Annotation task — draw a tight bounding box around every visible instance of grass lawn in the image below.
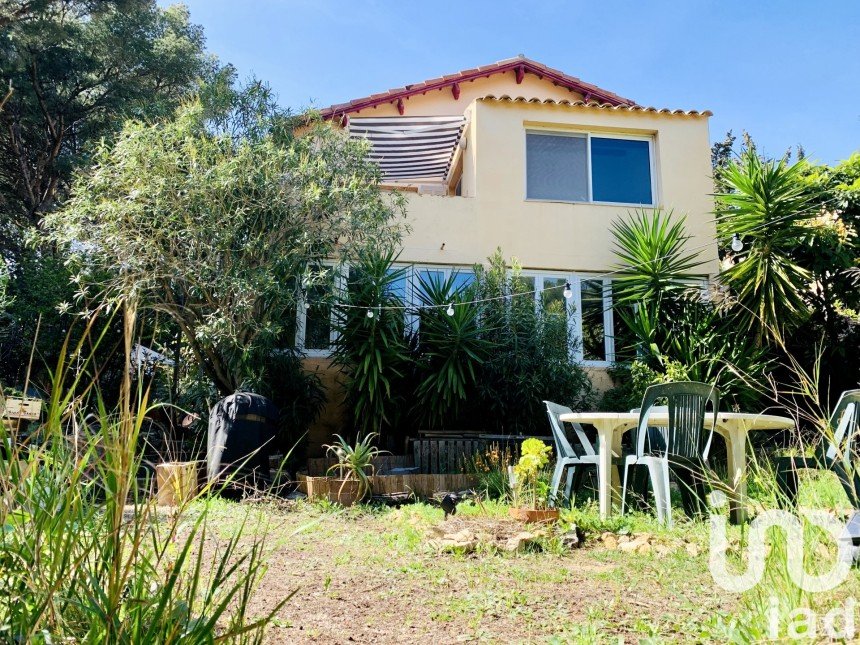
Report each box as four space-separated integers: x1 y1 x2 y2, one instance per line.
191 496 746 643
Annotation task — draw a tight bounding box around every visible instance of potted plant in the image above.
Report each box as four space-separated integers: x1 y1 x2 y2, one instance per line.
323 433 383 506
508 438 559 523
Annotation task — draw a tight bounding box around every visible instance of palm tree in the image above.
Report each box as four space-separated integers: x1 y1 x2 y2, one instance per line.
715 150 818 345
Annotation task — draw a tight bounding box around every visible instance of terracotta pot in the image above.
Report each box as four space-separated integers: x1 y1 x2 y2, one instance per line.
326 478 365 506
508 507 560 524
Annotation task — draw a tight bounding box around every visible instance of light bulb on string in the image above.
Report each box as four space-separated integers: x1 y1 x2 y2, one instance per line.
304 301 310 310
446 303 455 316
563 282 573 299
366 308 374 319
731 234 744 253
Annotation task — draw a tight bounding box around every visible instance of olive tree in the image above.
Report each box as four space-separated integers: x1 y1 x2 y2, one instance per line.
0 1 214 249
49 92 405 395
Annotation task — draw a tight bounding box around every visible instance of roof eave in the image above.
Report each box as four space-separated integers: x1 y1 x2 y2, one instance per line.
320 58 637 120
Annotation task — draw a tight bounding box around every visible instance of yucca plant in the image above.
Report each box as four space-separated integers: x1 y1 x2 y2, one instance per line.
611 209 705 356
331 250 411 437
611 208 705 307
411 271 490 428
716 151 819 345
609 208 768 407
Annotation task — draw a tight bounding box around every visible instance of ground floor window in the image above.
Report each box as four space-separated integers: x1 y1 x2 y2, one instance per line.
295 264 637 366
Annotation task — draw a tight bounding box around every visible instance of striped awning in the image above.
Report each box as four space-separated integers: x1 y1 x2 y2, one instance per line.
349 115 466 183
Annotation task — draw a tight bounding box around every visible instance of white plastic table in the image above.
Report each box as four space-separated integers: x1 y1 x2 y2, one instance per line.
558 411 794 524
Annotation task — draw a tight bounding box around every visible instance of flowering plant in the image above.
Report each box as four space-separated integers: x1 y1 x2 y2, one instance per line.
509 438 553 509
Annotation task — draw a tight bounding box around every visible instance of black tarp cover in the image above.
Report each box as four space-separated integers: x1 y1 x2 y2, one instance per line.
207 392 279 483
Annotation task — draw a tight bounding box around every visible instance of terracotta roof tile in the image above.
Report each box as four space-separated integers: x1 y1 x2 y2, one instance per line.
478 94 712 117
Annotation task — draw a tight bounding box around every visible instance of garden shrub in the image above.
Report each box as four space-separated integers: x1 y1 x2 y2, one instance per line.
469 443 514 500
0 307 282 642
331 251 415 443
469 250 594 435
50 81 405 398
410 270 491 429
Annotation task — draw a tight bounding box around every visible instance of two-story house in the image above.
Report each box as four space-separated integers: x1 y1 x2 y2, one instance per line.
301 56 718 452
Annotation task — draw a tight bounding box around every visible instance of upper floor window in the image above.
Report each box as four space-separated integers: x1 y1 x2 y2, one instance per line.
526 131 654 206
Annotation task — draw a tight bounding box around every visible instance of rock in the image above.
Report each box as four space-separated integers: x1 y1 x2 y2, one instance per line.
618 535 650 552
560 525 585 550
432 528 478 553
685 542 701 557
427 525 447 538
637 542 652 554
443 529 476 545
601 534 619 549
440 539 477 553
505 531 540 552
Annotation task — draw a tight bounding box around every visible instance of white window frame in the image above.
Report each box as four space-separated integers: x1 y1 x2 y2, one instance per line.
515 269 578 363
575 276 615 367
508 270 616 367
295 263 346 357
524 128 658 207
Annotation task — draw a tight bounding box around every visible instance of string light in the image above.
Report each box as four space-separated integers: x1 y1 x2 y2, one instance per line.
446 303 455 316
299 207 834 314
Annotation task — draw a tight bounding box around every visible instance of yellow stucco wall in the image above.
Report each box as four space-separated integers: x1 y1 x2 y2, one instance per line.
398 99 718 275
336 68 716 275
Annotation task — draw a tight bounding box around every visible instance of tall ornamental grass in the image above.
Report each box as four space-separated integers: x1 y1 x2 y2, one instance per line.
0 304 288 642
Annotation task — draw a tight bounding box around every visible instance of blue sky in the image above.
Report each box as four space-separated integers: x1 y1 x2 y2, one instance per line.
164 0 859 165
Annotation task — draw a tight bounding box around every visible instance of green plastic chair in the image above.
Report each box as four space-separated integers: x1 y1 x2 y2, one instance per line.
621 382 720 526
544 401 600 507
774 389 860 507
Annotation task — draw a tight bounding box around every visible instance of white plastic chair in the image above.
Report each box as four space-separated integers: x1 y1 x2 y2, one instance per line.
544 401 600 507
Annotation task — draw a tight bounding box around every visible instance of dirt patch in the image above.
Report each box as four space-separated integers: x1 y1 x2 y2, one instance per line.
200 502 732 643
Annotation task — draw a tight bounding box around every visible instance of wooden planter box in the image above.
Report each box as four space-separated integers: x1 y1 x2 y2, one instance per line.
297 474 365 506
298 472 479 504
371 473 477 498
508 508 560 524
